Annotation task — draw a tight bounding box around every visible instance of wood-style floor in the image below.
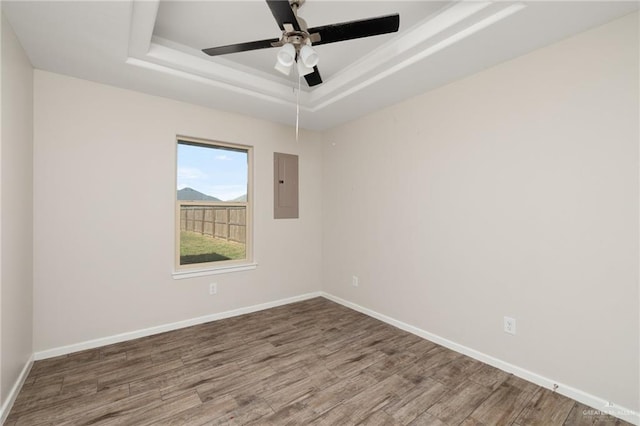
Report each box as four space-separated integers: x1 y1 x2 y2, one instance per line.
6 297 629 425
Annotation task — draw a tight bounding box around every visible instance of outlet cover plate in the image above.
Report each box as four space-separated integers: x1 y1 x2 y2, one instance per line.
504 316 516 335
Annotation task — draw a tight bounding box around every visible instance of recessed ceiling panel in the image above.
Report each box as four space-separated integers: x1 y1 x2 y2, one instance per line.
153 1 444 81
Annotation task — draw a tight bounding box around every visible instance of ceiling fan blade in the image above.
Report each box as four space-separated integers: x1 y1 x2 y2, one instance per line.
308 14 399 46
265 0 301 31
304 66 322 87
202 38 281 56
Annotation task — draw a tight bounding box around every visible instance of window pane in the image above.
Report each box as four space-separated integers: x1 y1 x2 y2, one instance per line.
179 205 247 265
177 143 247 202
177 141 248 266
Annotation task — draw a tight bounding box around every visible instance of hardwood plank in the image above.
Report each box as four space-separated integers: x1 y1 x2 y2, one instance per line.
12 384 130 425
467 380 535 425
400 345 463 386
383 377 447 425
11 377 63 406
8 378 93 419
29 352 128 387
205 397 274 425
180 338 274 366
460 417 487 426
317 374 412 424
304 372 379 417
236 341 325 374
327 349 387 378
96 359 183 391
408 411 449 426
429 355 484 386
515 388 576 425
563 402 629 425
308 400 357 425
129 357 239 398
467 364 511 390
195 364 277 403
245 401 317 425
101 390 202 426
60 375 98 395
504 374 541 394
30 348 102 375
361 350 418 382
55 389 163 425
402 336 439 356
161 394 238 426
232 367 311 407
426 380 494 424
358 409 403 425
264 369 336 411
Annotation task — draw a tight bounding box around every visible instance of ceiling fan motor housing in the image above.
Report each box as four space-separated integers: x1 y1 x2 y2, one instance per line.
290 0 305 10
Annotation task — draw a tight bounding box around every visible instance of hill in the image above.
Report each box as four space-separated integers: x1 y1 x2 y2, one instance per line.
177 187 221 201
230 194 247 202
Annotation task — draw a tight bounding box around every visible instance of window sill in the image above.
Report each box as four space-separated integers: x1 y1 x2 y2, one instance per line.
172 263 258 280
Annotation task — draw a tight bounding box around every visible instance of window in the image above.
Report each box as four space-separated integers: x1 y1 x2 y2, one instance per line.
175 137 252 273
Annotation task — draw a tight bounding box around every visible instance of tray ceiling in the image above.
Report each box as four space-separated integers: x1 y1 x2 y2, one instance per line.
3 1 638 130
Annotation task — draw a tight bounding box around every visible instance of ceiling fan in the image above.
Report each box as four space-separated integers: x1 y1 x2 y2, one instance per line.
202 0 400 87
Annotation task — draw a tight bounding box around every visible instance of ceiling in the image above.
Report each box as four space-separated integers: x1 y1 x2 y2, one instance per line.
3 1 638 131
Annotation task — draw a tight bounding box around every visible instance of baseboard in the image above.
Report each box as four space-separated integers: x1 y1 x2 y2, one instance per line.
320 292 639 426
34 291 323 360
0 354 34 425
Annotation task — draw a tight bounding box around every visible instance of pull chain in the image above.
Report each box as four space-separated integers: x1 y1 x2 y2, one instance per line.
296 73 301 142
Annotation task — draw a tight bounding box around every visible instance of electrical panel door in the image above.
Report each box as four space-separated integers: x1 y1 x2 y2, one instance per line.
274 152 299 219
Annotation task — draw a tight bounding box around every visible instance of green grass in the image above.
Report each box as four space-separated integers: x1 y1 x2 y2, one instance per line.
180 231 246 265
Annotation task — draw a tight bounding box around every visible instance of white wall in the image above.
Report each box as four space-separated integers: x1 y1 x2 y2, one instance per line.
1 12 34 407
33 71 323 351
322 12 639 412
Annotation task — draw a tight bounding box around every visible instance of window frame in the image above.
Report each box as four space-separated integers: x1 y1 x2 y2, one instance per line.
174 136 254 276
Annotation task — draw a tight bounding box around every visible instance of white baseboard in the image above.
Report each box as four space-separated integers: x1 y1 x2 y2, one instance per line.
0 354 34 425
34 291 322 360
320 292 639 426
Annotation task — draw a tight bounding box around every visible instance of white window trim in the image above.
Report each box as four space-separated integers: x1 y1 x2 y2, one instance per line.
175 136 254 275
172 262 258 279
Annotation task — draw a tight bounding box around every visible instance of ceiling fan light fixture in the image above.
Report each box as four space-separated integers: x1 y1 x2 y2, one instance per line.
299 44 319 68
276 42 296 66
274 59 292 75
202 1 401 88
297 59 314 77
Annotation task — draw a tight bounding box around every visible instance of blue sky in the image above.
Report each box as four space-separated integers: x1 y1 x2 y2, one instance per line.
177 143 247 201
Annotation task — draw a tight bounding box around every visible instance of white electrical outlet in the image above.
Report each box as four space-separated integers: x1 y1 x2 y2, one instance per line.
209 283 217 295
504 316 516 335
352 276 359 287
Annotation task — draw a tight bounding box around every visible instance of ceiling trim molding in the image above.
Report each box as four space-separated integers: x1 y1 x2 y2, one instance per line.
126 0 526 114
127 0 306 109
146 42 309 105
128 0 158 57
124 57 308 109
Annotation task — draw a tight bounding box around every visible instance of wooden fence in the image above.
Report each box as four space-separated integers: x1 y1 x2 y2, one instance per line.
180 205 246 244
